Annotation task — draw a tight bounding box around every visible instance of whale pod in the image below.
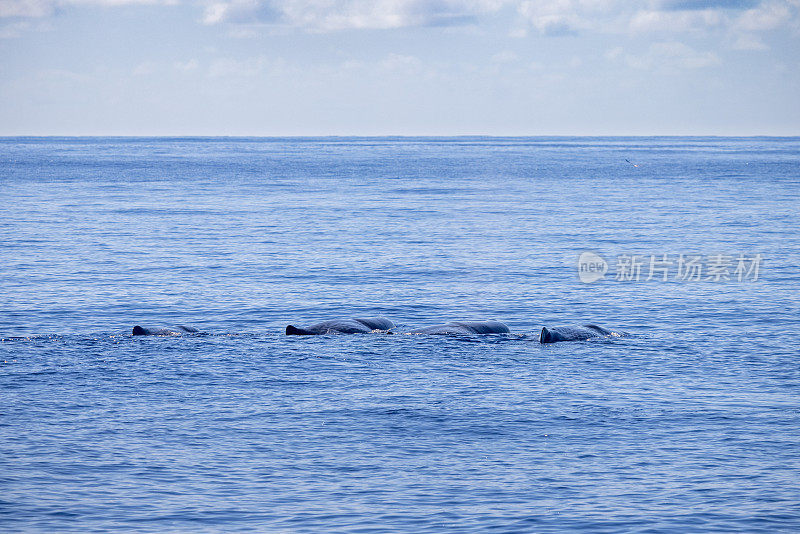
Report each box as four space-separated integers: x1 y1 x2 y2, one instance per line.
285 317 395 335
132 325 199 336
409 320 510 335
539 324 620 343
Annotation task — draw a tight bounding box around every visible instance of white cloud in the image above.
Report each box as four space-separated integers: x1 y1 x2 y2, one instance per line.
491 49 518 63
175 58 200 71
629 8 724 34
203 0 251 24
0 0 174 19
208 57 260 77
132 61 157 75
2 0 799 54
731 32 768 49
36 67 90 83
0 18 43 35
202 0 506 30
655 40 720 67
96 0 176 5
514 0 799 38
734 0 792 31
0 0 55 17
517 0 620 35
620 41 721 69
379 52 422 70
207 55 282 77
604 45 623 60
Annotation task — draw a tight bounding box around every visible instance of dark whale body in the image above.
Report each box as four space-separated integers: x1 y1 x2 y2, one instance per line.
539 324 620 343
410 320 510 335
132 325 199 336
285 317 394 335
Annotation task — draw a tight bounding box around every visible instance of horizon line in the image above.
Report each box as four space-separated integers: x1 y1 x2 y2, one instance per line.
1 134 799 139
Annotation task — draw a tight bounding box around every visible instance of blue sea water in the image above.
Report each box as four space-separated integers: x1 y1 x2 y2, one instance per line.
1 136 799 532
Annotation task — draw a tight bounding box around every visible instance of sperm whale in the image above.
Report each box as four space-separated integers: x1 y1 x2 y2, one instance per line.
285 317 395 335
539 324 623 343
132 325 199 336
409 320 510 335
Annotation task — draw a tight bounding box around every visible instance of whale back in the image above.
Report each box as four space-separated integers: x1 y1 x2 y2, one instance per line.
286 317 394 335
354 317 395 331
451 320 510 334
132 325 199 336
582 324 613 336
410 320 510 335
540 324 617 343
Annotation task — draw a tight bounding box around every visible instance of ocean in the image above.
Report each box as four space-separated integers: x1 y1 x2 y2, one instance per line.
1 136 799 532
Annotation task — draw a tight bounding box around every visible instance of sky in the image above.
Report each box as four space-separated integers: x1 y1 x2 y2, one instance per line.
0 0 799 135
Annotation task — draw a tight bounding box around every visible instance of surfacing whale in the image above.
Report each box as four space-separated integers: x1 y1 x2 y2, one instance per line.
539 324 621 343
132 325 199 336
285 317 395 335
410 320 510 335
